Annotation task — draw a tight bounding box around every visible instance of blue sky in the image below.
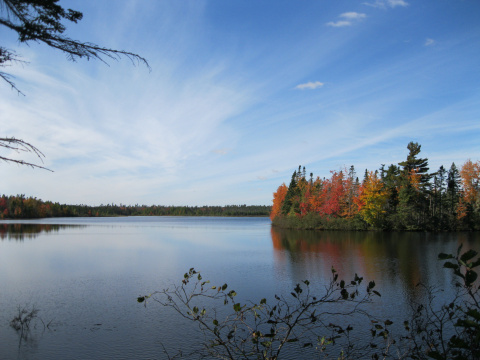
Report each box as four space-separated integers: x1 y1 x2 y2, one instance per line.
1 0 480 206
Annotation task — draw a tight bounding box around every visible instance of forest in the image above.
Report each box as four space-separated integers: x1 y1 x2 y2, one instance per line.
0 196 270 219
271 142 480 231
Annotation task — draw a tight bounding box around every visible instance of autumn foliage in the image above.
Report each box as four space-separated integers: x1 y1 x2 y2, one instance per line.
271 143 480 231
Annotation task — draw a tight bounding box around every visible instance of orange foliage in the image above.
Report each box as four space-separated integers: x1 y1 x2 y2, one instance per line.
408 168 421 191
460 159 480 204
270 183 288 220
457 159 480 219
319 171 345 217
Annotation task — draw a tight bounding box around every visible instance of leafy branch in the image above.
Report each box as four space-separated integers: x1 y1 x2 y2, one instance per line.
138 268 390 359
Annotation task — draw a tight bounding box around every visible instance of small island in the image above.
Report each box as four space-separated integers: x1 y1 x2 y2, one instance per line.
271 142 480 231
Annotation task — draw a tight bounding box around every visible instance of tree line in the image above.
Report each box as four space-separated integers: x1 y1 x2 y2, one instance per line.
271 142 480 231
0 195 271 219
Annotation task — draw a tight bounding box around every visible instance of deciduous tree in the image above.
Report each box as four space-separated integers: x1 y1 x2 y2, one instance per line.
356 171 388 228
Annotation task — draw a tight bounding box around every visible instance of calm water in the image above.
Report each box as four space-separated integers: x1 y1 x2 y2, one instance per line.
0 217 479 359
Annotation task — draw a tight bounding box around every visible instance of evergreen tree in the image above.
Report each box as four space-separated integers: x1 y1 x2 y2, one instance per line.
281 170 299 215
397 142 432 229
398 142 432 187
433 165 447 228
446 162 461 226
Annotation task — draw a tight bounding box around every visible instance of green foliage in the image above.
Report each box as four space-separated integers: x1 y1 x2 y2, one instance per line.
0 194 271 219
272 213 367 231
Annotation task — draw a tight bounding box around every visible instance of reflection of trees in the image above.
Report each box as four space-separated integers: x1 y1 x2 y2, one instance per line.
0 224 84 241
270 227 468 301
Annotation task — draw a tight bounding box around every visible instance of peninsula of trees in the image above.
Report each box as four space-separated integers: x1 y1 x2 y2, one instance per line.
271 142 480 231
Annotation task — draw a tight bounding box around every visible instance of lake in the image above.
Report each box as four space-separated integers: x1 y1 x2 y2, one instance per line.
1 216 479 359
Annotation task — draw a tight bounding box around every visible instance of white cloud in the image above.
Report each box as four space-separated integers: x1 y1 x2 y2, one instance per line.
341 12 367 20
326 20 352 27
326 12 366 27
388 0 408 7
424 38 436 46
295 81 324 90
363 0 408 8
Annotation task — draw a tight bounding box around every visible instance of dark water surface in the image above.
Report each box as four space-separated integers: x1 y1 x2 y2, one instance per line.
1 217 479 359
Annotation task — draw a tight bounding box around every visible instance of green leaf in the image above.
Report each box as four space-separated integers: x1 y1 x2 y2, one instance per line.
233 303 241 312
373 290 381 297
460 249 478 262
466 270 478 286
260 298 267 305
466 309 480 321
221 284 228 291
443 261 458 269
471 258 480 268
137 296 145 303
426 351 444 360
385 320 393 326
213 319 218 326
438 253 454 260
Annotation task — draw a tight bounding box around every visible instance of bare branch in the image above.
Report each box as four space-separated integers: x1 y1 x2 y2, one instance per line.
0 1 150 92
0 137 53 171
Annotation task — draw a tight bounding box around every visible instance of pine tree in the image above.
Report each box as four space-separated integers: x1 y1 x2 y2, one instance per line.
446 162 461 222
281 170 299 215
398 142 432 187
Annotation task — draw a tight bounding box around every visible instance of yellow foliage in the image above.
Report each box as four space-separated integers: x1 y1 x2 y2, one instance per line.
358 171 388 227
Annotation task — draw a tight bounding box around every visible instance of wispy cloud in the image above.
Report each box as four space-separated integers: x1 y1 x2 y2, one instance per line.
424 38 436 46
363 0 408 9
388 0 409 7
295 81 324 90
213 148 230 155
341 12 367 20
326 12 366 27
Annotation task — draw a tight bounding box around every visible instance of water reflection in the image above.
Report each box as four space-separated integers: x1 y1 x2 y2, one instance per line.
271 227 480 299
0 224 85 241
